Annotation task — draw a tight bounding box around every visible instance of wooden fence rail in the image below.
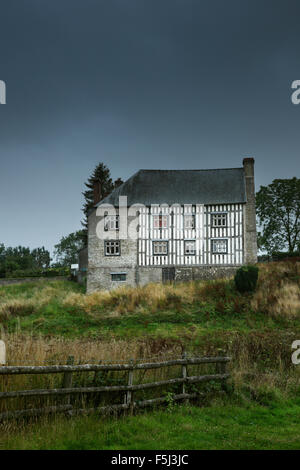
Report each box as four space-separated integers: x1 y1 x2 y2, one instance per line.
0 356 230 375
0 354 231 421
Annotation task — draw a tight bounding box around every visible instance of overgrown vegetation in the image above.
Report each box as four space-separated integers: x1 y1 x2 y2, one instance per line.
234 265 259 293
0 260 299 449
0 261 298 334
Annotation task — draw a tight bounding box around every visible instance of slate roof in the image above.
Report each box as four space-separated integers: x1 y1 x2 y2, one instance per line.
96 167 247 207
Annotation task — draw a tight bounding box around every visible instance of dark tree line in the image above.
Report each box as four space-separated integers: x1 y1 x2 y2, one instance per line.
0 245 51 278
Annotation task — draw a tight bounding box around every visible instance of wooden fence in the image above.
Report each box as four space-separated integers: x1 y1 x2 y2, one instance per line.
0 354 231 421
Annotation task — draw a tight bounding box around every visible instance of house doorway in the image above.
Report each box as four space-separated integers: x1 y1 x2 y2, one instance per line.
162 267 175 283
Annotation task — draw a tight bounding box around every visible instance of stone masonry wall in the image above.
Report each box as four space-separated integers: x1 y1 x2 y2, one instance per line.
175 265 239 282
122 265 238 289
243 158 258 264
87 209 138 292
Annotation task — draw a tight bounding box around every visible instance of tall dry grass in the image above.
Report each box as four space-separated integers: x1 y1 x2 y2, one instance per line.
2 332 182 366
1 328 299 419
0 261 299 321
0 333 185 415
0 282 73 322
251 261 300 317
62 279 232 316
62 261 300 318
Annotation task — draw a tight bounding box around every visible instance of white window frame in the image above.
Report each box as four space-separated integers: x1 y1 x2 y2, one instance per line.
104 215 119 231
105 240 120 256
184 240 196 255
211 213 227 228
153 241 168 255
184 215 195 229
153 214 168 229
211 239 228 254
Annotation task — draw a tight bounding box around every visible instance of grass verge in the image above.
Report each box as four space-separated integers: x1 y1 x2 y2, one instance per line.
1 400 300 450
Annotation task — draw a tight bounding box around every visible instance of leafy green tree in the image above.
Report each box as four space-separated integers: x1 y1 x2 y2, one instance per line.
0 244 51 277
81 163 123 237
4 246 33 271
54 230 86 266
4 260 20 274
256 178 300 254
31 247 51 269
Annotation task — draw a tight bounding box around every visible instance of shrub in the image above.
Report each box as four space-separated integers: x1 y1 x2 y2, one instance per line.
234 265 259 293
5 266 70 279
271 251 300 261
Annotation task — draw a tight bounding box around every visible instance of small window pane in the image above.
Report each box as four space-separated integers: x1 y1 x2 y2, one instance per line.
212 213 227 227
105 241 120 256
111 273 126 281
184 215 195 229
153 241 168 255
104 215 119 231
212 239 228 254
153 215 168 229
185 241 196 255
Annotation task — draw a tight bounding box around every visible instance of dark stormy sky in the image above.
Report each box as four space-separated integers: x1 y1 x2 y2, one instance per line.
0 0 299 256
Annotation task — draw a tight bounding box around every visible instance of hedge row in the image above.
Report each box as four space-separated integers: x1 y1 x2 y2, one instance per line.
1 267 70 279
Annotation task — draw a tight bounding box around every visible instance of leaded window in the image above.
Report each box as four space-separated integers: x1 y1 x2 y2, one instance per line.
211 213 227 227
184 215 195 229
105 240 120 256
153 241 168 255
185 240 196 255
104 215 119 231
153 215 168 229
211 239 228 254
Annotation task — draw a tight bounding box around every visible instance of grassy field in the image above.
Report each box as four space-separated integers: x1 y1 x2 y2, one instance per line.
0 261 299 341
0 260 299 449
1 401 300 450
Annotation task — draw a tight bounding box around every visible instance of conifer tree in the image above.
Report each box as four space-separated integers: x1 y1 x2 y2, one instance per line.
81 163 123 240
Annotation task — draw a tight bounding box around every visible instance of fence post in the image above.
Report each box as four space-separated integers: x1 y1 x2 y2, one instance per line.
126 359 134 412
0 341 6 366
62 356 74 405
182 351 188 403
215 351 227 392
93 361 102 385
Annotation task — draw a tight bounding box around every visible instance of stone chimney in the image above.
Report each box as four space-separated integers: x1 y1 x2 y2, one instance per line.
93 180 102 205
243 158 257 264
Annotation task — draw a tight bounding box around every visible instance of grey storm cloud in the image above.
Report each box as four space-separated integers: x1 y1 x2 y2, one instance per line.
0 0 299 253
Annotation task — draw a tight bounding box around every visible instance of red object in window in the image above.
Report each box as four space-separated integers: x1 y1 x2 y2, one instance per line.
153 215 168 229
